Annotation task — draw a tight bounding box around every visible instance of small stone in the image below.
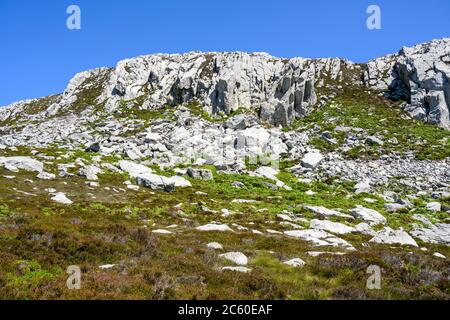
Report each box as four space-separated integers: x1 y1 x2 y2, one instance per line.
353 181 371 194
231 199 257 203
310 219 355 235
187 168 213 180
207 242 223 250
231 181 245 188
384 203 408 213
51 192 73 205
196 224 233 232
221 266 252 273
37 172 56 180
283 258 306 268
366 136 384 146
152 229 173 235
369 227 418 247
86 143 100 153
350 206 387 225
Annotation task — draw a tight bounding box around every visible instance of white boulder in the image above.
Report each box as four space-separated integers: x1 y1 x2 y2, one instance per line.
51 192 73 205
301 152 323 169
350 206 387 226
219 252 249 266
370 227 418 247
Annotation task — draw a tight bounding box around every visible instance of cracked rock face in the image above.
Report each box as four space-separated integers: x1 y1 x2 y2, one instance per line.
101 52 318 127
365 38 450 128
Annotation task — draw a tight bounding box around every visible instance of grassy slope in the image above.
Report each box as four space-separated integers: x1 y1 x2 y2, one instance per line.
0 156 448 300
297 89 450 160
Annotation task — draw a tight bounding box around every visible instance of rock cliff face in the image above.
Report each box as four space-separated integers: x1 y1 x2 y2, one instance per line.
364 38 450 128
102 52 320 127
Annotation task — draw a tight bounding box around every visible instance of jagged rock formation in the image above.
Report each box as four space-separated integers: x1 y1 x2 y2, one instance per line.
102 52 320 127
0 38 448 166
365 38 450 128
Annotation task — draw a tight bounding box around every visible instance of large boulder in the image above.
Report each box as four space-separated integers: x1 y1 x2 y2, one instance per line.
411 223 450 245
364 38 450 129
119 160 153 178
136 173 191 192
78 165 102 181
301 152 323 169
369 227 418 247
51 192 73 205
350 206 387 226
187 168 213 180
0 156 44 173
219 252 249 266
284 229 355 250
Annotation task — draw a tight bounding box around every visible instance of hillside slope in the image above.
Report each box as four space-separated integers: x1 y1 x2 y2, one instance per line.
0 38 449 300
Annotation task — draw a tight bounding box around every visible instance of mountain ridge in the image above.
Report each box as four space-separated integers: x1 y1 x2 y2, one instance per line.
1 37 449 130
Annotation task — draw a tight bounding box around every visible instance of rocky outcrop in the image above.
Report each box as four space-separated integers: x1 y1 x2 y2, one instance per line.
365 38 450 128
99 52 318 127
1 38 449 142
0 39 448 173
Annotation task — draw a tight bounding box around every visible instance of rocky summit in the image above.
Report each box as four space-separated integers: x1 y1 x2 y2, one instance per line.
0 38 449 300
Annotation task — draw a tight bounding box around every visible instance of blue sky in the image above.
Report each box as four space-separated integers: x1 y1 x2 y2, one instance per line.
0 0 449 106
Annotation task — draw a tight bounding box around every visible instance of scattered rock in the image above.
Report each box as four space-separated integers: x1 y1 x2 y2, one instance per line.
366 136 384 146
231 181 245 188
0 157 44 173
152 229 173 235
305 206 353 219
86 143 100 153
187 168 214 180
301 152 323 169
136 173 191 191
384 203 408 213
353 181 371 194
354 223 376 236
231 199 257 203
370 228 418 247
196 224 233 232
310 219 355 235
426 202 442 212
207 242 223 250
51 192 73 205
221 266 252 273
79 165 101 181
284 229 355 250
219 252 248 266
283 258 306 268
119 160 153 178
433 252 446 259
350 206 387 226
37 172 56 180
411 223 450 245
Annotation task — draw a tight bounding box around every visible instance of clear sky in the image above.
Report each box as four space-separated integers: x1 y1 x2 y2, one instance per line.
1 0 449 106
